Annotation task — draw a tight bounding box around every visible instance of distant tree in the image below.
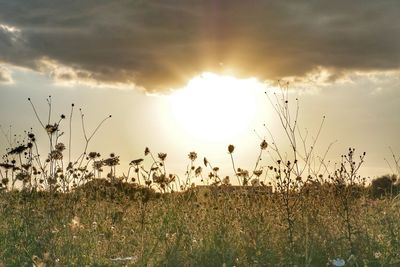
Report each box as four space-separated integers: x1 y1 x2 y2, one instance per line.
370 174 399 198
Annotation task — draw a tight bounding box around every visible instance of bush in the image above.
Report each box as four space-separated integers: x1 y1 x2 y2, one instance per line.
370 174 399 198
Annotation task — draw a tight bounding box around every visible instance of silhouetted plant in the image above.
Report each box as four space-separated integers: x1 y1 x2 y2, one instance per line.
370 174 399 198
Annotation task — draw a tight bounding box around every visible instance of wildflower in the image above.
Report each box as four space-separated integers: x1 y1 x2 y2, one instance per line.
153 173 166 183
130 158 144 166
32 255 46 267
260 140 268 150
93 161 103 170
195 166 202 177
45 123 58 134
144 147 150 156
331 258 345 267
8 145 27 155
103 156 120 166
222 176 230 185
0 163 14 169
374 252 381 259
55 143 66 151
69 216 83 231
228 144 235 154
88 152 98 159
253 170 263 177
158 153 167 161
203 157 208 167
238 169 249 178
188 152 197 161
16 172 30 181
213 167 219 172
49 150 63 160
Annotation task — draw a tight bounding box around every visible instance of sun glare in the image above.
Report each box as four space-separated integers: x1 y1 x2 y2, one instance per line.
169 72 264 143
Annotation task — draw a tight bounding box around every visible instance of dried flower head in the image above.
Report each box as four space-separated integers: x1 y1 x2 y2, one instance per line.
195 166 202 177
55 143 66 151
49 150 63 160
222 176 230 185
88 152 99 159
130 158 144 166
228 144 235 154
45 123 58 135
251 178 260 186
260 140 268 150
158 153 167 161
8 145 28 155
103 156 120 166
253 170 263 177
188 152 197 161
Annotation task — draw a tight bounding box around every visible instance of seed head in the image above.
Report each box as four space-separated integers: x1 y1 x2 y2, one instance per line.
158 153 167 161
260 140 268 150
188 151 197 161
228 144 235 154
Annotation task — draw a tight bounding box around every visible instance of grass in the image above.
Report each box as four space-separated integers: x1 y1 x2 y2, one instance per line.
0 182 400 266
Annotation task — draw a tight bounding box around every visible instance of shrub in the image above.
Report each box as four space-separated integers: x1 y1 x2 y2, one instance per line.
370 174 399 198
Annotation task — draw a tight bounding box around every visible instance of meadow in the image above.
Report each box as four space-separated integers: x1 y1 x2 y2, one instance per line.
0 89 399 266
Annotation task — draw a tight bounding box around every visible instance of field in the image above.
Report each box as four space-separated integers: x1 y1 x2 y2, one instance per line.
1 180 400 266
0 93 399 266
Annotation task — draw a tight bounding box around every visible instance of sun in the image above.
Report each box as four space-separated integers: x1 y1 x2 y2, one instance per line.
168 72 263 143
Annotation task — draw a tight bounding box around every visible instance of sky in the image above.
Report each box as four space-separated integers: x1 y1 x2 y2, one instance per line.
0 0 399 181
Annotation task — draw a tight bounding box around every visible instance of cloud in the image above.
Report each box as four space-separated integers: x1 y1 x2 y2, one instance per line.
0 65 13 84
0 0 400 92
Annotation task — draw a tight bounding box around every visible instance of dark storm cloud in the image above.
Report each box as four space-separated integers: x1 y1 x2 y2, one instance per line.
0 0 400 91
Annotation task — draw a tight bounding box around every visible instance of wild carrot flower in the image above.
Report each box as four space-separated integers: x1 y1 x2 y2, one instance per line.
16 172 30 181
158 153 167 161
88 152 99 159
188 152 197 161
45 123 58 134
130 158 144 166
7 145 27 155
103 156 119 166
49 150 63 160
253 170 263 177
55 143 66 151
260 140 268 150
